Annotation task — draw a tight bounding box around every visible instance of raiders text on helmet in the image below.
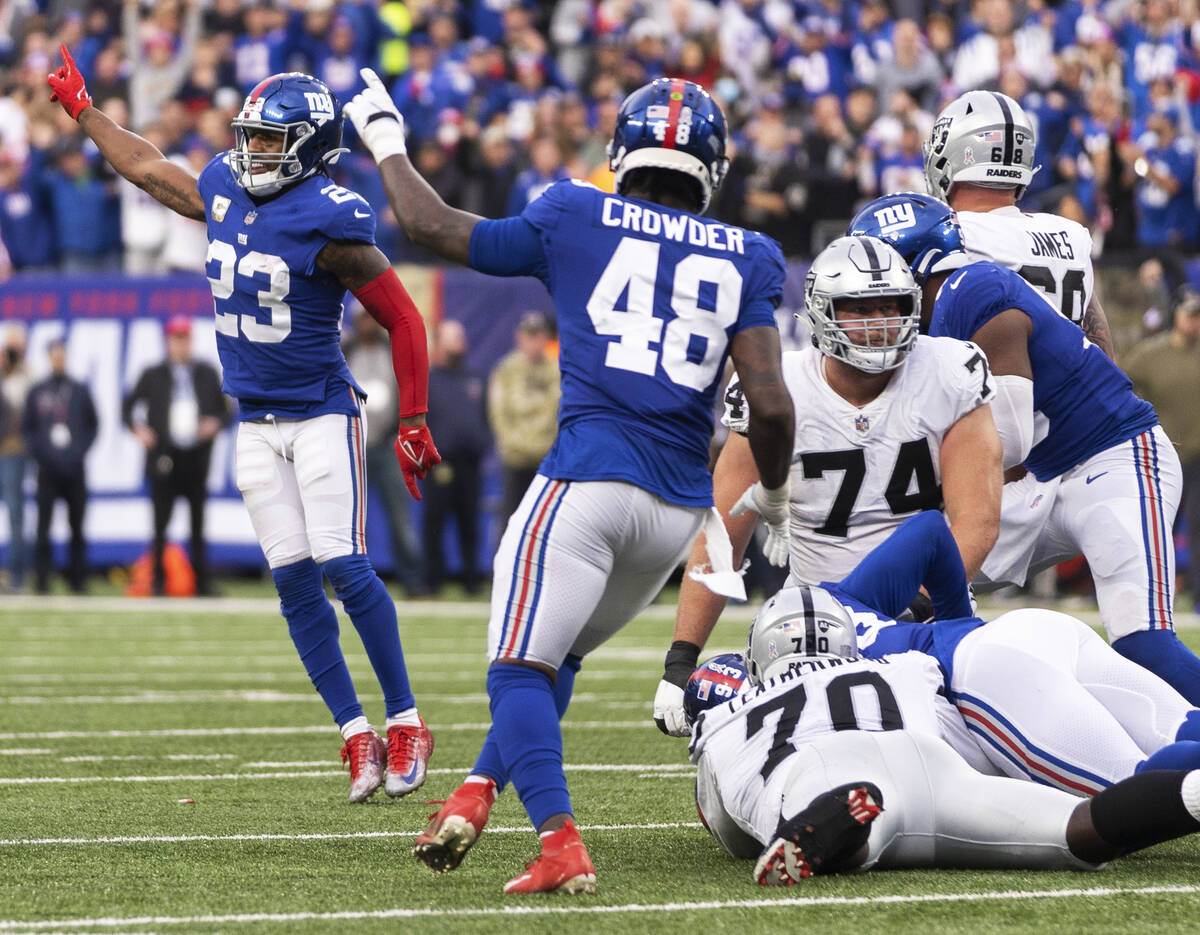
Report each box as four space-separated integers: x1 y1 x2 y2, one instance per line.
923 90 1039 200
804 235 921 373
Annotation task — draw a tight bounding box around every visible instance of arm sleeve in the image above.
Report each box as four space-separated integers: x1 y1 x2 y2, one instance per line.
735 237 786 333
467 215 547 277
833 511 974 621
352 269 430 417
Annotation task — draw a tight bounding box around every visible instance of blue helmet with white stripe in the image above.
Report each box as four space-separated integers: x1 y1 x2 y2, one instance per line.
746 586 858 686
683 653 749 724
847 192 968 286
608 77 729 213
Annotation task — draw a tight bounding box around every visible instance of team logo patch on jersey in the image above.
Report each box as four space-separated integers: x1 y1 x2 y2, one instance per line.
212 196 230 222
244 211 258 225
855 414 870 434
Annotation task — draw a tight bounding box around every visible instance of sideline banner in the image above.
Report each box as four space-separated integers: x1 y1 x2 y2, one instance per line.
0 262 810 574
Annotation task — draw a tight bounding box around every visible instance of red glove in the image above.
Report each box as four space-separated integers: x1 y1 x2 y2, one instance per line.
47 44 92 121
394 423 441 501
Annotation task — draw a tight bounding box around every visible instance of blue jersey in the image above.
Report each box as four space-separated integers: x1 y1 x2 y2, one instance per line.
198 156 371 421
468 180 785 507
930 262 1157 481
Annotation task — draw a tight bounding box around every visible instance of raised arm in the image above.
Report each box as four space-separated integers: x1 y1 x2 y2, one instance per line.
344 68 481 265
47 44 204 221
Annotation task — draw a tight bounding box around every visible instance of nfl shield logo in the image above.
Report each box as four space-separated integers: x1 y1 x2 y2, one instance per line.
244 211 258 225
855 415 870 434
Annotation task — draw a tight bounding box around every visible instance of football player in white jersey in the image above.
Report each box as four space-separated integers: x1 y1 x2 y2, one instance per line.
654 235 1002 735
924 89 1114 358
691 587 1200 884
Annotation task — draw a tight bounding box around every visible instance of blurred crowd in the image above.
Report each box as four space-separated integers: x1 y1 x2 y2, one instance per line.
8 0 1200 273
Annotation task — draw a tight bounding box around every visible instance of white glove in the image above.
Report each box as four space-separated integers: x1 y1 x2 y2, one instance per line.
344 67 408 162
730 481 791 567
653 679 690 737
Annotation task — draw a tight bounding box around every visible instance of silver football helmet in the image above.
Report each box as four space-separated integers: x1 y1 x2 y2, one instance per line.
804 235 921 373
923 90 1039 200
745 586 859 686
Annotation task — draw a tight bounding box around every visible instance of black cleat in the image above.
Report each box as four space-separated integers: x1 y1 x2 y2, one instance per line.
753 782 883 885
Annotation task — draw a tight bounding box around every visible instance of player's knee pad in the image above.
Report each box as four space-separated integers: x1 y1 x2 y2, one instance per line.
272 558 332 629
321 554 381 607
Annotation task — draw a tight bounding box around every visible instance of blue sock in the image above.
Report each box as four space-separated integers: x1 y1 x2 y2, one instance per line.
1176 710 1200 743
1112 630 1200 705
487 663 572 829
1138 740 1200 772
472 655 582 790
273 558 361 727
323 554 415 716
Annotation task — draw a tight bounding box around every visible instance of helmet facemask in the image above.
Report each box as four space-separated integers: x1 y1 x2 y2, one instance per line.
230 119 315 196
815 292 920 373
804 235 922 373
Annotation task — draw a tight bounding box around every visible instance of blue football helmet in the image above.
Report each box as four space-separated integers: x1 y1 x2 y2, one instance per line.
608 77 729 213
683 652 748 724
847 192 969 285
230 73 347 196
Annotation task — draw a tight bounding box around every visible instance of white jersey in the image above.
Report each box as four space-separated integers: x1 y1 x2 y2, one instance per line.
723 337 994 585
689 653 952 843
958 206 1094 326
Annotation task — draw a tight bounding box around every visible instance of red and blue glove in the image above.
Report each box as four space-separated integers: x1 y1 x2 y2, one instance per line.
395 423 441 500
47 44 92 121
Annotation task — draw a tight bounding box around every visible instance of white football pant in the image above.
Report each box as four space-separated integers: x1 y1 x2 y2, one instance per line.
698 731 1097 871
950 608 1192 793
977 426 1182 640
487 475 705 667
235 403 370 568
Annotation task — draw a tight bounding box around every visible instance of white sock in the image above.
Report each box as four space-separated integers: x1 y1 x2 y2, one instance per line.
1181 771 1200 822
340 716 371 741
386 708 420 729
465 774 494 787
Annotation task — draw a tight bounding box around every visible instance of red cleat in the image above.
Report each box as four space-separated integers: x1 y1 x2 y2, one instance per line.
503 820 596 895
340 730 386 803
385 716 434 797
412 776 498 872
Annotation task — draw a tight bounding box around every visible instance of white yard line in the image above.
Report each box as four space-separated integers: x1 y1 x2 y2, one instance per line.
1 885 1198 929
0 691 639 707
0 762 693 787
0 722 650 741
0 821 704 847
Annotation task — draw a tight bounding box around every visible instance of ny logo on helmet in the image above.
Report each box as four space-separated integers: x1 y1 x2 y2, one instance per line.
304 91 335 126
872 202 916 236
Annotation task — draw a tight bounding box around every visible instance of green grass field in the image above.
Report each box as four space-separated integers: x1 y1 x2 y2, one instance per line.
3 593 1200 934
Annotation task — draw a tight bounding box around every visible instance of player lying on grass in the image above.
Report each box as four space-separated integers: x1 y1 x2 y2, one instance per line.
654 233 1002 736
688 587 1200 885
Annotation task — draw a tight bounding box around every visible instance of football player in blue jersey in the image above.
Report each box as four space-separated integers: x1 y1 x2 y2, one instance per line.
345 70 795 893
49 47 440 804
847 191 1200 704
